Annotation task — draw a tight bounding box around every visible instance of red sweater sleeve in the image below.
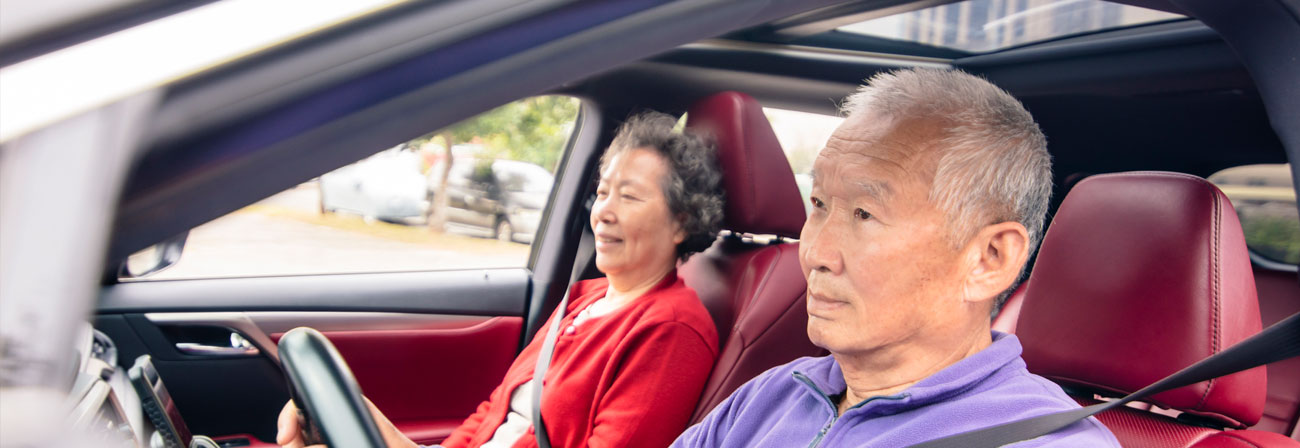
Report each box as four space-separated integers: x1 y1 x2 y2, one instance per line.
586 321 716 448
440 380 503 447
442 281 592 447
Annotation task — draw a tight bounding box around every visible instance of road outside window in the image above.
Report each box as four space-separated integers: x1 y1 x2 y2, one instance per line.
126 96 581 280
1210 163 1300 265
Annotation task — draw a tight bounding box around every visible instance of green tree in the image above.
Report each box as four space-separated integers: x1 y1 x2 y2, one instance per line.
1243 214 1300 264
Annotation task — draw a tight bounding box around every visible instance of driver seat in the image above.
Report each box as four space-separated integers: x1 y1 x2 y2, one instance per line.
679 91 825 423
1015 172 1297 447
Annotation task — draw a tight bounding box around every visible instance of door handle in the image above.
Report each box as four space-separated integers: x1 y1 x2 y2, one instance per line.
175 332 260 357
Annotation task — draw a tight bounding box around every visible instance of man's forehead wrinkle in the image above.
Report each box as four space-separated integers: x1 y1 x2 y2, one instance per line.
821 139 911 174
812 154 898 205
855 178 894 197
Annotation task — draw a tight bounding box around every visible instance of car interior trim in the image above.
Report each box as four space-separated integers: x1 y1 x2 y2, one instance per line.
686 38 955 65
242 311 503 335
101 269 531 316
145 312 281 362
145 0 585 149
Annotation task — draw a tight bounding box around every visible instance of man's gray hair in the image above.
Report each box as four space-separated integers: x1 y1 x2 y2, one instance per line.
601 111 725 261
841 68 1052 309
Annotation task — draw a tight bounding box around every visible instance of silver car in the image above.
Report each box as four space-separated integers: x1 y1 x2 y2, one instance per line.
320 147 430 222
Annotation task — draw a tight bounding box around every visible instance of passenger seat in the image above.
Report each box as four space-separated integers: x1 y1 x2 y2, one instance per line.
679 91 825 423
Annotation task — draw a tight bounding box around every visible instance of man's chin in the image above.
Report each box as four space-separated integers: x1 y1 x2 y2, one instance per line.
806 318 838 351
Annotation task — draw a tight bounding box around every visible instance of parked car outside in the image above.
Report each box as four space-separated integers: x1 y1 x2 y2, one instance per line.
429 158 553 243
320 146 429 222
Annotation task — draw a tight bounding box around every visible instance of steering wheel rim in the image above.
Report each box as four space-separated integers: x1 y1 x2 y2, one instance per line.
278 327 386 448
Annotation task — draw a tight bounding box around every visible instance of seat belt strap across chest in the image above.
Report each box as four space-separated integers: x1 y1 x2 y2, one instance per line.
531 229 594 448
531 289 568 448
908 311 1300 448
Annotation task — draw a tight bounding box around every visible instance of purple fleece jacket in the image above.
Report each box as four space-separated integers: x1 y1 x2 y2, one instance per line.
672 332 1119 447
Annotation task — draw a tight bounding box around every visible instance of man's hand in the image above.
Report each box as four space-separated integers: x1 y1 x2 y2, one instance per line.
276 399 420 448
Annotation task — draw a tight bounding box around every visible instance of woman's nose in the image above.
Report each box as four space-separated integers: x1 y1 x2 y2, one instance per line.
592 197 617 223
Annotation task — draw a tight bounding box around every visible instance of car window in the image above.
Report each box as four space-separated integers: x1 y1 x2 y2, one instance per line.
762 107 845 214
1209 163 1299 265
125 95 581 280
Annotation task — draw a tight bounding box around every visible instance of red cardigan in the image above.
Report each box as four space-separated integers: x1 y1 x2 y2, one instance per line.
441 272 719 448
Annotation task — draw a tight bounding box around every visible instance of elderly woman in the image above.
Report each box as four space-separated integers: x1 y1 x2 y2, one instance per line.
279 111 726 448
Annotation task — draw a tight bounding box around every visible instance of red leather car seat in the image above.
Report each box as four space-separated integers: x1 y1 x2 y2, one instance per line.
1253 266 1300 438
1016 171 1296 447
679 91 825 423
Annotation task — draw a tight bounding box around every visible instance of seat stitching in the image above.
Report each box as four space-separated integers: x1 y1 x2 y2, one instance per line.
1196 182 1222 411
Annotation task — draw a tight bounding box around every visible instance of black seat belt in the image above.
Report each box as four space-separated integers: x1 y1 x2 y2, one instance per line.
532 228 595 448
908 311 1300 448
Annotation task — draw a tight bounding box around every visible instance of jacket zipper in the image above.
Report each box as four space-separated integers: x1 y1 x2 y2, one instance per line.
794 373 838 448
794 372 909 448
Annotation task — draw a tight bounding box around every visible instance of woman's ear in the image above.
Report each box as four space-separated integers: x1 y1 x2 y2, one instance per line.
673 214 688 245
960 221 1029 306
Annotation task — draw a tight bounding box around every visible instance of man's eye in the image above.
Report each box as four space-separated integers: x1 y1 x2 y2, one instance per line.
810 197 825 209
854 208 872 220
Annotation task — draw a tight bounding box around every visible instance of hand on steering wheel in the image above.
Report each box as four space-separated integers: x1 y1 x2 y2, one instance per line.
277 399 416 448
277 327 408 448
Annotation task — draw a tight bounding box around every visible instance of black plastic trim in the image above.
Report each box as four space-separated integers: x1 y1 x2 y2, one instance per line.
99 269 531 315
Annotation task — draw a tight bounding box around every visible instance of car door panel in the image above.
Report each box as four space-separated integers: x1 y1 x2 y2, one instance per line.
265 315 522 445
95 269 531 445
93 313 291 444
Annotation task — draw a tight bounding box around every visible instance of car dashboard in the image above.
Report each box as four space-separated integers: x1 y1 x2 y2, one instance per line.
68 324 219 448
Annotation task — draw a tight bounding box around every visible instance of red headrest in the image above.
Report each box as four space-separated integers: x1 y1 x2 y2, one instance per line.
1018 172 1266 428
686 92 805 238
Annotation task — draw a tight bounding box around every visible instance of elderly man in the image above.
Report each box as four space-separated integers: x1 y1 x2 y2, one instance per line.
672 69 1119 447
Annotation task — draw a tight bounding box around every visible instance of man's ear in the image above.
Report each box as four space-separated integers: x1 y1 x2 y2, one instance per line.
960 221 1030 306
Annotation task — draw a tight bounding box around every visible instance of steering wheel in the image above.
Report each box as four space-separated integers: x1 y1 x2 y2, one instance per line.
278 327 386 448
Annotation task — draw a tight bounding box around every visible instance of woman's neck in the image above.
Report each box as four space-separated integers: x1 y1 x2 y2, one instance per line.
604 263 674 307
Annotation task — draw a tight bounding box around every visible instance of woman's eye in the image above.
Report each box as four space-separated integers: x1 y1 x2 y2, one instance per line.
854 208 872 220
810 197 825 209
622 194 640 201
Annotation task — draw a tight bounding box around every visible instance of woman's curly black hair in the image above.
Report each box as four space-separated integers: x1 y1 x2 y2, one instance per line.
600 112 725 261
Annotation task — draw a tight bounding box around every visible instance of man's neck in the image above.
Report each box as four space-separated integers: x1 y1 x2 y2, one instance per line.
833 326 992 415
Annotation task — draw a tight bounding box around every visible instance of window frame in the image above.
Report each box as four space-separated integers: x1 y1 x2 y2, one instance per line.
119 95 587 281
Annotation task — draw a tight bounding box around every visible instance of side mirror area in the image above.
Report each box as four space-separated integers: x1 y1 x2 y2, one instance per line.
118 231 188 279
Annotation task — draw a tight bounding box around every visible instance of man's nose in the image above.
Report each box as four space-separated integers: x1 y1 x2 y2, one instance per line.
801 220 844 275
